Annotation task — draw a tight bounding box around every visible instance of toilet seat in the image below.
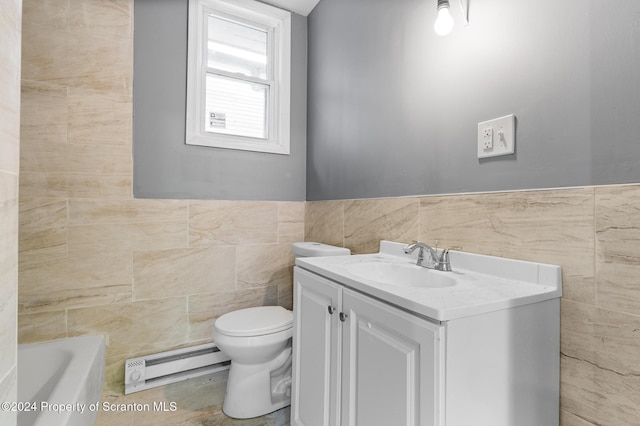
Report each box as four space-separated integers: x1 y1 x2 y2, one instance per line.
215 306 292 337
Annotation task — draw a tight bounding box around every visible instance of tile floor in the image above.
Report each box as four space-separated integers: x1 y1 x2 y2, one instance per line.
95 370 290 426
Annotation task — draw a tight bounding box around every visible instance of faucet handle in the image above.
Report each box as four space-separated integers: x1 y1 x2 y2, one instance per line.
437 246 462 272
440 246 462 259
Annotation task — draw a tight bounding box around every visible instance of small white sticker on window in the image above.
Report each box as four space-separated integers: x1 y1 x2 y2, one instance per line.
209 112 226 129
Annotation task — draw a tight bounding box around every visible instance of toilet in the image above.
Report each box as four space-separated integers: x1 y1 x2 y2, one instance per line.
213 242 350 419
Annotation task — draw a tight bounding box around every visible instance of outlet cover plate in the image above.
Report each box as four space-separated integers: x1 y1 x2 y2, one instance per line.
477 114 515 159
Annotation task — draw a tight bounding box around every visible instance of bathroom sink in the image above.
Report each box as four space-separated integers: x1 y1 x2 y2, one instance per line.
296 240 563 321
345 261 456 288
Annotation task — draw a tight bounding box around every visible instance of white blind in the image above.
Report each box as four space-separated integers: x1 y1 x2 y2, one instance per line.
205 74 268 139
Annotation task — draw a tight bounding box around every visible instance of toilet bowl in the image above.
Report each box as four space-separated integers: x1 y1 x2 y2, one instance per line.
214 242 350 419
213 306 293 419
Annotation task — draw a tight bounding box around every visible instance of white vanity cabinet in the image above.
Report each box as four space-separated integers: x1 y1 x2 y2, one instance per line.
292 267 444 426
291 241 561 426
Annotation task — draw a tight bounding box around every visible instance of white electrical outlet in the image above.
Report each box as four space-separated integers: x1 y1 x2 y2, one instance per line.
483 127 493 150
478 114 515 159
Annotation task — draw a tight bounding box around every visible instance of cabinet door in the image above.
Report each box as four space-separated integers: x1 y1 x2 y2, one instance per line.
340 289 444 426
292 267 342 426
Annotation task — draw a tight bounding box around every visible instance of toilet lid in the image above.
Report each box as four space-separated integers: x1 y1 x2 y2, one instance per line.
215 306 293 337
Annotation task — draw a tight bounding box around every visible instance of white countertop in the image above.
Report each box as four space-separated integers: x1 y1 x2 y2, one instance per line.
295 241 562 321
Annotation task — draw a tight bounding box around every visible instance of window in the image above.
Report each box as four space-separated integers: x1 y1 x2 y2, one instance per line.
186 0 291 154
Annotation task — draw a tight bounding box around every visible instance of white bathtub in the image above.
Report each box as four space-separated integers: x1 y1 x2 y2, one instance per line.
18 336 105 426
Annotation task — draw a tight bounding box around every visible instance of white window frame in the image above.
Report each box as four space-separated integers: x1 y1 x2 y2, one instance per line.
186 0 291 155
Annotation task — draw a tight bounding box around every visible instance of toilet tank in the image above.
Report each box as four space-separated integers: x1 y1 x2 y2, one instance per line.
292 242 350 258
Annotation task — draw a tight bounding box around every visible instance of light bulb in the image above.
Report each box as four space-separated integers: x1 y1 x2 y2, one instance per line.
434 5 454 36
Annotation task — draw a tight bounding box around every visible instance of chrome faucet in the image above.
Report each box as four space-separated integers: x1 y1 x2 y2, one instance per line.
404 241 439 269
404 241 460 271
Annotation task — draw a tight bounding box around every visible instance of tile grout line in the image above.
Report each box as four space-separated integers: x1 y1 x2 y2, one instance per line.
593 187 598 309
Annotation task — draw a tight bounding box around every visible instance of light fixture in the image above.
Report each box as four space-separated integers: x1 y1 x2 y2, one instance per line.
434 0 454 36
433 0 469 36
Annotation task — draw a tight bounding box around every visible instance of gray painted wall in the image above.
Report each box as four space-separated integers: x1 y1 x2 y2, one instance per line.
307 0 640 200
133 0 307 201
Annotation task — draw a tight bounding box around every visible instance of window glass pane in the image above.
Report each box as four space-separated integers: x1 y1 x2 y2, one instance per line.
205 73 268 139
207 14 268 80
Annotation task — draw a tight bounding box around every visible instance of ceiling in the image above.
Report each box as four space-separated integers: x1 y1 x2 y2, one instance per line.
262 0 321 16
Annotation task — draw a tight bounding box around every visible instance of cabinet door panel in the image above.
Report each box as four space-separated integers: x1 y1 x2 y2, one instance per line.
292 267 342 426
341 289 444 426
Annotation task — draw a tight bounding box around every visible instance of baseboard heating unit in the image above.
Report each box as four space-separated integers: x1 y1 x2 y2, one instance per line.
124 343 231 394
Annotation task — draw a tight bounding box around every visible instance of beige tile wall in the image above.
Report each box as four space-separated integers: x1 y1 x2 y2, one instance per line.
18 0 303 402
305 185 640 426
0 0 21 423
